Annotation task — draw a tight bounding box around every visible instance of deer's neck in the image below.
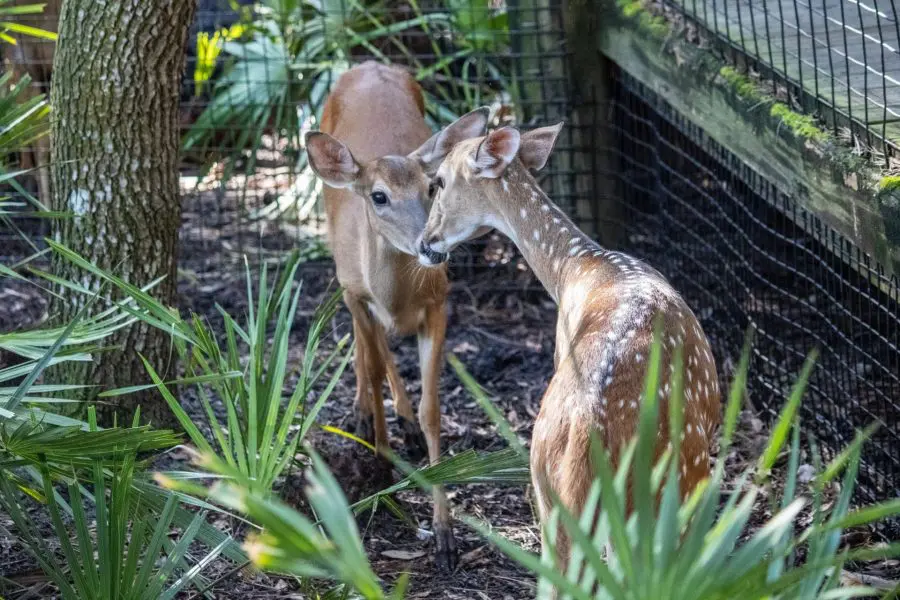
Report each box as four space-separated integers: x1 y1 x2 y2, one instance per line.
487 164 603 306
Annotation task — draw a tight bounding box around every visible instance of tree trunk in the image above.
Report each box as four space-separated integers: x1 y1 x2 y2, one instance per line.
49 0 197 427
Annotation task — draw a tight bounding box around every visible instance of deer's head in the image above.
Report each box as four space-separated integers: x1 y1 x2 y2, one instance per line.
305 107 490 258
417 121 564 266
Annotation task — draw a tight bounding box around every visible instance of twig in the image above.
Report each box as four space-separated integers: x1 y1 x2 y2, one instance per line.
469 325 529 349
185 560 253 600
841 570 899 590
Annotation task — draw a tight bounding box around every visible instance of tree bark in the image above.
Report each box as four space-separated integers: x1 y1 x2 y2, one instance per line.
49 0 197 427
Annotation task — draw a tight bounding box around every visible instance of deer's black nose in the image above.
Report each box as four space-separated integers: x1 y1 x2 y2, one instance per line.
419 239 448 264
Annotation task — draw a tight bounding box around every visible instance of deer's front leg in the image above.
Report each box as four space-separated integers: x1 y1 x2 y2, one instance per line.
376 334 428 460
417 301 455 571
345 296 392 484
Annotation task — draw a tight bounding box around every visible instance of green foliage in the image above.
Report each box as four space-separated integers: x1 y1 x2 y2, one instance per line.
0 0 57 44
0 294 248 566
193 23 247 97
201 443 528 598
0 287 139 430
0 71 53 230
614 0 668 38
0 72 49 157
184 0 450 162
210 450 404 600
0 423 224 599
878 175 900 194
44 242 354 496
0 0 56 228
770 102 831 143
719 66 763 101
184 0 512 222
465 332 900 599
446 0 508 51
192 331 900 599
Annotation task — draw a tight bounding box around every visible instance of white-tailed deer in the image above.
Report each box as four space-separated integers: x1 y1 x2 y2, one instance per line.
305 61 489 571
417 118 721 569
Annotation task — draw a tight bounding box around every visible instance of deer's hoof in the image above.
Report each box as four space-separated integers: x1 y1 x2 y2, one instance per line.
433 524 458 573
353 413 375 444
398 416 428 462
373 456 394 487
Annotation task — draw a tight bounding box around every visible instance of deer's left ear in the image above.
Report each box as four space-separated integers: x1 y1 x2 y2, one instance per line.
519 122 563 171
470 127 520 179
411 107 490 174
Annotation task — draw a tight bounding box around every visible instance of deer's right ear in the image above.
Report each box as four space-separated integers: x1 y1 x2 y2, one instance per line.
411 106 490 174
470 126 520 179
305 132 360 188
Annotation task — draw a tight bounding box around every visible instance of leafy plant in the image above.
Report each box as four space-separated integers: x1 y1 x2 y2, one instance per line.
460 332 900 600
0 285 141 429
183 0 514 221
193 22 247 97
210 450 403 600
44 241 353 497
194 442 529 599
0 0 58 232
184 0 450 162
0 276 250 590
0 0 57 44
0 71 53 232
0 417 225 599
0 72 49 158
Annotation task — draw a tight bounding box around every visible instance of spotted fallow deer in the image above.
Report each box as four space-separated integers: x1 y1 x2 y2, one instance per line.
304 61 490 571
416 117 721 569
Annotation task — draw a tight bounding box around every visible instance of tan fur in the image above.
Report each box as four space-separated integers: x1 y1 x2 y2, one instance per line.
312 61 459 568
420 129 722 577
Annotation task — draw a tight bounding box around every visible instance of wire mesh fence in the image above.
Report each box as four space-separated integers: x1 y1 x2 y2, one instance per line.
659 0 900 156
600 65 900 522
176 0 594 279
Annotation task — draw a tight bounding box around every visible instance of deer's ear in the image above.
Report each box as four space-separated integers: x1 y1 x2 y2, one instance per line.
305 132 360 188
470 126 520 179
519 122 563 171
411 106 490 174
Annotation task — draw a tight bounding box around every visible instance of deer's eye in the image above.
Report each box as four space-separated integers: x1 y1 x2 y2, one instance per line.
428 177 444 199
371 191 389 206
